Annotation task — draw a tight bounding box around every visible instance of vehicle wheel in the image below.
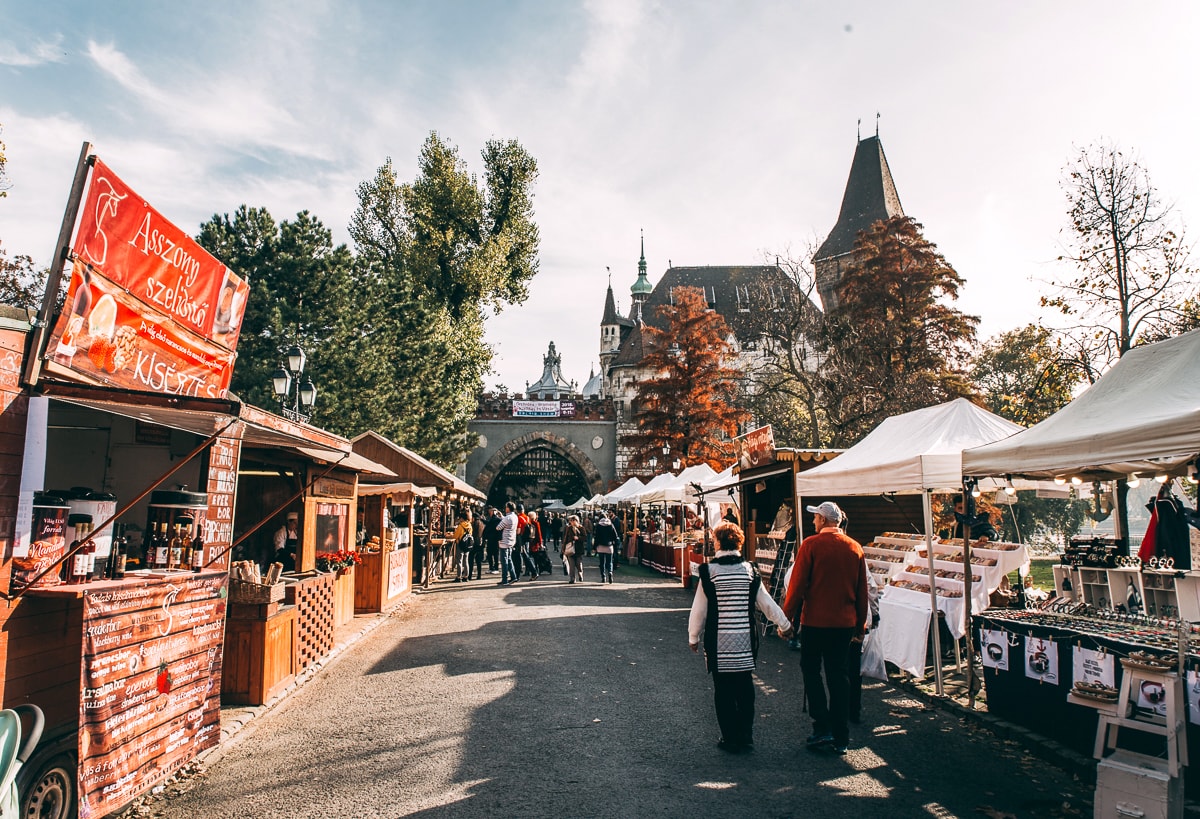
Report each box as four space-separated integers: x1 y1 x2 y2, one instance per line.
19 752 76 819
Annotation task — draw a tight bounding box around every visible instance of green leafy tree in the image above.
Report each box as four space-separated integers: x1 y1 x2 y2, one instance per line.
1043 141 1195 381
820 215 978 445
0 240 47 311
623 286 749 472
349 133 539 466
197 207 360 431
971 324 1080 427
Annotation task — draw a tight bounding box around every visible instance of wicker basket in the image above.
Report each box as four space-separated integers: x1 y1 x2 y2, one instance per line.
229 579 285 605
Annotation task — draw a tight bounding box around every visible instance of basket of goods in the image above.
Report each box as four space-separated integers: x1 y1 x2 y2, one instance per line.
1072 681 1119 703
1123 651 1175 672
229 560 285 604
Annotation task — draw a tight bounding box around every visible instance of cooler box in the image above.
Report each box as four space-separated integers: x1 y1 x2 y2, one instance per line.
1094 750 1183 819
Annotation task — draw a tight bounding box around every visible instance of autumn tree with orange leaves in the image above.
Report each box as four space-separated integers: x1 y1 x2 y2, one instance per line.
623 286 748 473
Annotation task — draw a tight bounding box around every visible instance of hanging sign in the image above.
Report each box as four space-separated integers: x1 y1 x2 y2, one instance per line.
734 424 775 470
1072 646 1115 689
979 628 1011 671
1024 636 1060 684
41 156 249 398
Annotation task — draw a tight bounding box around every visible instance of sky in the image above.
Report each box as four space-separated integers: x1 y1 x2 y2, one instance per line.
2 1 1198 395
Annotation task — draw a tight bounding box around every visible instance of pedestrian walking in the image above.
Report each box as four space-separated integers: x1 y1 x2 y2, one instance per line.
688 522 793 753
497 502 520 585
470 510 487 580
483 506 501 573
452 510 474 581
516 504 540 579
593 512 618 583
782 501 869 756
562 514 584 583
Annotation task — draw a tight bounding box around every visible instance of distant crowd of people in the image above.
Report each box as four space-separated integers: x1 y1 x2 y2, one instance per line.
450 504 625 585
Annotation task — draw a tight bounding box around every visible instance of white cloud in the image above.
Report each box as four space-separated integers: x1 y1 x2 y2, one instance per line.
0 34 65 67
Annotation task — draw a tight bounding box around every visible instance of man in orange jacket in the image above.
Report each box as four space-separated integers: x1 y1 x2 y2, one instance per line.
782 501 869 756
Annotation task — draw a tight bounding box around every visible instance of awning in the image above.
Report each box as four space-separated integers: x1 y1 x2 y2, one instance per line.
40 382 355 454
293 447 395 477
358 482 438 499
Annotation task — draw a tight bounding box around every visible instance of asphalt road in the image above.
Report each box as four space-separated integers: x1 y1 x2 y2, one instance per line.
135 562 1090 818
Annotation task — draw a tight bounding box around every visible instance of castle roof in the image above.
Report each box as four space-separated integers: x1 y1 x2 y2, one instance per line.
815 135 904 262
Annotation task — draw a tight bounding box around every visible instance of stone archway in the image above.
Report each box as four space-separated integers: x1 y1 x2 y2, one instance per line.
475 432 604 503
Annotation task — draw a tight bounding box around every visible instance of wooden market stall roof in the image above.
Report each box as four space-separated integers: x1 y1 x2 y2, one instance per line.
352 431 486 500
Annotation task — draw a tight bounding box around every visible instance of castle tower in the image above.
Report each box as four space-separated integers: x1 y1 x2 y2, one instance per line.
813 134 904 312
630 231 653 317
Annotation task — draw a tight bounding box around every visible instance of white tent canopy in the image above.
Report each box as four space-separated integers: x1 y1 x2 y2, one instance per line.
602 477 645 504
626 471 679 504
637 464 718 504
793 398 1032 694
796 398 1025 497
963 329 1200 480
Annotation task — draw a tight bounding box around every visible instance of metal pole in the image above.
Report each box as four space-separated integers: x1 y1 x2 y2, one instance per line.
923 490 944 695
963 482 977 708
25 142 93 388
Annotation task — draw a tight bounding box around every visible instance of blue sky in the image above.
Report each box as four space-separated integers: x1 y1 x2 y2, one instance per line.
2 1 1199 394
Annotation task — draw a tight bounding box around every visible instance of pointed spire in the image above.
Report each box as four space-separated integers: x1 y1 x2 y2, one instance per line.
631 230 653 303
814 134 905 264
602 276 620 325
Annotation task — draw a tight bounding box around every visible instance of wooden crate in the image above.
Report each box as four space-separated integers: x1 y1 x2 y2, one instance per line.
285 573 335 670
222 605 298 705
332 566 355 627
355 551 384 614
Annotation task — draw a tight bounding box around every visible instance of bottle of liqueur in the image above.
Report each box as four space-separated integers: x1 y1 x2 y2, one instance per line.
109 522 127 579
68 519 93 584
154 522 170 569
190 522 205 572
166 524 181 570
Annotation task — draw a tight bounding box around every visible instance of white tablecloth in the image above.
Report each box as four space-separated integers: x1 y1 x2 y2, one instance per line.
877 594 932 678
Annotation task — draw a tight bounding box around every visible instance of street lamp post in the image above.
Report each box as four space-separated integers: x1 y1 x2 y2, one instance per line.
271 344 317 423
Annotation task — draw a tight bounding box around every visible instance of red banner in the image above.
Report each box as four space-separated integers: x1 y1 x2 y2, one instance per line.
70 158 248 350
44 260 236 399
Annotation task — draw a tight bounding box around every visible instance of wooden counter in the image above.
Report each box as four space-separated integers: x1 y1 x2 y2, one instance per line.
222 602 298 706
354 549 412 613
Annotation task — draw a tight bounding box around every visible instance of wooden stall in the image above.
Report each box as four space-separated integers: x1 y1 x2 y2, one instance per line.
351 432 486 587
355 482 436 612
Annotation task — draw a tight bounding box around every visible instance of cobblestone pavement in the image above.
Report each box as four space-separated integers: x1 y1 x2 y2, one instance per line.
128 563 1096 819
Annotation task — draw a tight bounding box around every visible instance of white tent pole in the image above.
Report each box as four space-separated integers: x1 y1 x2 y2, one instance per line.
923 489 945 695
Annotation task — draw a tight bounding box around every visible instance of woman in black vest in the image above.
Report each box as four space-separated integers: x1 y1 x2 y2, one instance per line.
688 522 793 752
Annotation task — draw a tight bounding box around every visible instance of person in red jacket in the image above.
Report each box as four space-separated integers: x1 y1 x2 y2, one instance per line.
782 501 869 756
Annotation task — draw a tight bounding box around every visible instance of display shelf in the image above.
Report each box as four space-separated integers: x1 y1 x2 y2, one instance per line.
1053 565 1080 601
1077 567 1113 609
1141 569 1181 619
1174 572 1200 623
1106 566 1148 615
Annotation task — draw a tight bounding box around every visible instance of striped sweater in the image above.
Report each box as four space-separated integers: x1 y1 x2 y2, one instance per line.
689 553 791 673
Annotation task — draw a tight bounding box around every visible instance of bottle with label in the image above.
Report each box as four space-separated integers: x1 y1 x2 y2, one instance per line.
53 265 93 363
69 522 92 585
190 524 205 572
85 527 98 581
154 522 170 569
168 524 183 570
110 523 127 579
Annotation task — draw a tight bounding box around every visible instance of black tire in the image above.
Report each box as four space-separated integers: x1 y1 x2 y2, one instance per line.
18 751 76 819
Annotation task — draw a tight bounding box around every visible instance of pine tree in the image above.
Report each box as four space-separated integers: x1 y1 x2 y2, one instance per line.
623 287 748 472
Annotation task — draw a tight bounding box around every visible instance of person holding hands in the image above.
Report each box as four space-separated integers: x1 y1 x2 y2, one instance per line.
689 521 793 753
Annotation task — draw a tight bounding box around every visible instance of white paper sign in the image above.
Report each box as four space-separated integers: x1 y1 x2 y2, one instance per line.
1072 646 1115 688
1136 676 1169 717
1025 636 1060 684
980 628 1010 671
